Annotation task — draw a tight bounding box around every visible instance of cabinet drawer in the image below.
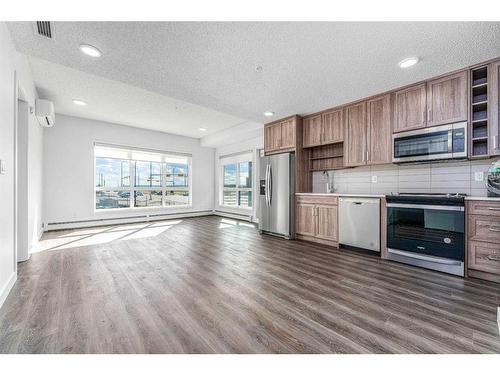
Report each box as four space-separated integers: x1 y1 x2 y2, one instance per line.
467 200 500 216
468 215 500 243
468 240 500 275
296 195 338 206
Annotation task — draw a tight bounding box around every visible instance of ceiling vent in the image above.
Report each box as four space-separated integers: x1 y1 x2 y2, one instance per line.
34 21 54 39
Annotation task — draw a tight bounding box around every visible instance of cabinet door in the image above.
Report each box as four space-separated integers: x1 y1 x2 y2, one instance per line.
490 61 500 155
468 241 500 275
296 203 316 236
303 115 322 147
344 102 367 167
264 123 282 153
367 94 392 165
322 109 343 144
280 118 296 150
427 71 468 127
394 83 427 132
315 204 338 242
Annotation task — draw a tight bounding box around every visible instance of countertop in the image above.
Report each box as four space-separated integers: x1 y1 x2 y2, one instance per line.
296 193 500 201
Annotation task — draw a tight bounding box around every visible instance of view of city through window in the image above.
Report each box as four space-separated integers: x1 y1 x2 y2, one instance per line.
95 145 190 210
222 161 252 208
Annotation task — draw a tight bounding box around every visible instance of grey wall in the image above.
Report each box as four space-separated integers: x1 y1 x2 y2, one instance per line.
312 158 500 196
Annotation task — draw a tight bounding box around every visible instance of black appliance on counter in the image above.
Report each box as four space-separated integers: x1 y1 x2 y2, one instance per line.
386 193 465 276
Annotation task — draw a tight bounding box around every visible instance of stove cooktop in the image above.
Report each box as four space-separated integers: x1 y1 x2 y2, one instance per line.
386 192 466 206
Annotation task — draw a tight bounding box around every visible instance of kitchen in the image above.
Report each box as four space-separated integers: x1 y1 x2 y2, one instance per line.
259 57 500 284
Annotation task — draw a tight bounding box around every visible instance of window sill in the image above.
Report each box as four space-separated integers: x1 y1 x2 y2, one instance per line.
94 205 193 213
219 205 253 211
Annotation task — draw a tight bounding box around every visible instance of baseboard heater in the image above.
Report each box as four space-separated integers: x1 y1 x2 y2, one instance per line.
45 210 213 231
214 210 253 222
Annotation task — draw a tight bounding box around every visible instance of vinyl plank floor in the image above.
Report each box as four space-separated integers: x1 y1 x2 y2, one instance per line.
0 216 499 353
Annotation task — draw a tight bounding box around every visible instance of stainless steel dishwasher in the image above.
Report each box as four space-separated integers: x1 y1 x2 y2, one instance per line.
339 197 380 252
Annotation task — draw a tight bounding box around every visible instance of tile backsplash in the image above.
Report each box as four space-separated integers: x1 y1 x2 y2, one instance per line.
312 157 500 197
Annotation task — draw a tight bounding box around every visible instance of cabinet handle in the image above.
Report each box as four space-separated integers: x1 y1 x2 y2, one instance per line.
487 207 500 211
422 110 426 121
487 254 500 262
488 226 500 232
428 109 431 122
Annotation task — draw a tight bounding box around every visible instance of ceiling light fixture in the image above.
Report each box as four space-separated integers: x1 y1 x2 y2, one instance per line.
198 127 207 132
398 57 419 68
79 44 102 58
263 111 274 117
72 99 87 106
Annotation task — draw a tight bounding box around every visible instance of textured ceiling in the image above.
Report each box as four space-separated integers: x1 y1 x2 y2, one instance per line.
7 22 500 136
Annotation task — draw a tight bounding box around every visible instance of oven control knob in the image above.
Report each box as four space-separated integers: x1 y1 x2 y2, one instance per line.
444 238 451 244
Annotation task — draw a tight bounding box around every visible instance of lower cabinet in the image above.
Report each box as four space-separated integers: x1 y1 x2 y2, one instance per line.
467 200 500 283
296 195 338 247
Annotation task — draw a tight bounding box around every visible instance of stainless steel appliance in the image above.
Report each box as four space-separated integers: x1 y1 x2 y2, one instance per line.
258 153 295 239
392 122 467 163
386 193 465 276
339 197 380 252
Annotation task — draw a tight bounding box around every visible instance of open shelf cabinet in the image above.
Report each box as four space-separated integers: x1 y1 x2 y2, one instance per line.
308 143 344 171
470 66 489 157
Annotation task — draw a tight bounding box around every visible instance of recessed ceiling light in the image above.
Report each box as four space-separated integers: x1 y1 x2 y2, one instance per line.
198 127 207 132
72 99 87 106
255 66 263 72
79 44 102 58
263 111 274 117
398 57 419 68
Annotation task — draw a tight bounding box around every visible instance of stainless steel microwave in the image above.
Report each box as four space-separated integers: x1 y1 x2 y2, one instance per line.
392 122 467 163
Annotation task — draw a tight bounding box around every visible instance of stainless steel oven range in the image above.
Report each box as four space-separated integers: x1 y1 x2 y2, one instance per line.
386 193 465 276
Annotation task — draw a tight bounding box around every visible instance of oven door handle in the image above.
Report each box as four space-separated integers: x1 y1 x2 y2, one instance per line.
387 248 463 266
387 203 464 211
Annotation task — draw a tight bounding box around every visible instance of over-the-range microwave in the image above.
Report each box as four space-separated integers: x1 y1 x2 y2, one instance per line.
392 122 467 163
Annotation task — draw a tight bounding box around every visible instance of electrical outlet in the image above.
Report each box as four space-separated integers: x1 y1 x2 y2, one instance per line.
474 171 484 182
371 175 378 184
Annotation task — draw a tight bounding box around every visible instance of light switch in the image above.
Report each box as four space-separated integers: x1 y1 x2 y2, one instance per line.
474 171 484 182
371 175 378 184
0 160 5 174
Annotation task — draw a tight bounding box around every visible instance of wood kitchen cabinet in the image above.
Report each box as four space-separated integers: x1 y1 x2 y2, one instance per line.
344 101 367 167
394 83 427 132
426 70 468 127
303 115 322 148
296 195 338 247
466 200 500 283
367 94 393 165
264 116 298 155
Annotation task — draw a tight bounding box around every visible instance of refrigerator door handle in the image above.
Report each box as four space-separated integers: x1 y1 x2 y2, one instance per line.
265 164 270 206
268 164 273 206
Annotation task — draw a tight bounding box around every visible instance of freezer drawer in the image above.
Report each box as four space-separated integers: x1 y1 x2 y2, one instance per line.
339 197 380 252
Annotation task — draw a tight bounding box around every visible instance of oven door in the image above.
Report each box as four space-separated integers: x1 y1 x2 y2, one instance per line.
387 203 465 262
393 127 452 163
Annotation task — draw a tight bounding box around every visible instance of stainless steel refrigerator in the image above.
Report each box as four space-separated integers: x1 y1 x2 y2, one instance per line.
258 152 295 239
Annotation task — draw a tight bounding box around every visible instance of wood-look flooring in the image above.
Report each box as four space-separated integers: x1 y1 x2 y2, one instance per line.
0 216 499 353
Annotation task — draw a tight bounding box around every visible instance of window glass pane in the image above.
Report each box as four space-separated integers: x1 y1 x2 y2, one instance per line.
238 161 252 188
238 191 252 208
165 162 189 187
95 158 130 188
135 161 162 187
223 164 237 188
223 191 237 206
165 190 189 206
96 190 130 209
134 190 162 207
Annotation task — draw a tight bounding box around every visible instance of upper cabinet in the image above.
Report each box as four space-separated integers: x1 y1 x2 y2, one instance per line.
303 115 322 147
264 116 299 155
490 61 500 156
344 102 368 167
426 71 468 127
394 71 468 133
303 108 344 148
367 94 393 165
394 83 427 132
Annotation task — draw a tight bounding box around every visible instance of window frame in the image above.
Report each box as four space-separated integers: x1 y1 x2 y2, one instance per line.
93 143 192 212
219 153 253 210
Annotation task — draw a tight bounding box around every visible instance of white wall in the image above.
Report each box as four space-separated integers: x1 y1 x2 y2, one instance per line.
0 23 17 307
43 114 215 226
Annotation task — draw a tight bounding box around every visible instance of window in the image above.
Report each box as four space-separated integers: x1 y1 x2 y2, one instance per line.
220 154 253 209
95 144 191 210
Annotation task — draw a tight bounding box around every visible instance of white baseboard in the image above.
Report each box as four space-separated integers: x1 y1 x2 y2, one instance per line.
497 307 500 335
0 272 17 309
45 210 213 231
214 210 252 222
